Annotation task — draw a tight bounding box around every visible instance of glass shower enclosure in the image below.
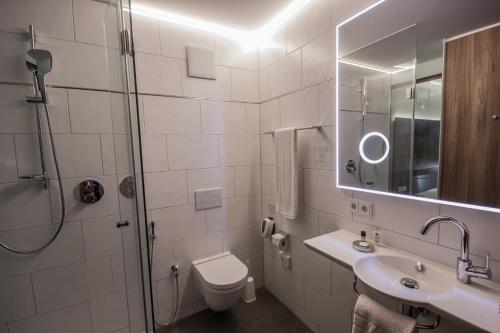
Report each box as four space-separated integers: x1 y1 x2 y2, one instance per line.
0 0 153 332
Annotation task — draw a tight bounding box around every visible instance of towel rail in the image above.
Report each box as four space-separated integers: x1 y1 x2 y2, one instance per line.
263 125 322 135
352 275 441 330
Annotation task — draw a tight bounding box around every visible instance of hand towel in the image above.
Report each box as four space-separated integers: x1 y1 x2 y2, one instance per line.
352 295 416 333
274 128 298 219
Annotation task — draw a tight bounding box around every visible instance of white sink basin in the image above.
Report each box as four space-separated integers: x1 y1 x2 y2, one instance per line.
354 255 454 304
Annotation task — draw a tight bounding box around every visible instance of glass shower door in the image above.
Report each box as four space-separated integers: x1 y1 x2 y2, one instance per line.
102 1 153 332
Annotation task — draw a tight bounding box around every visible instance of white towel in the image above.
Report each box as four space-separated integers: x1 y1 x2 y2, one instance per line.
274 128 298 220
352 295 416 333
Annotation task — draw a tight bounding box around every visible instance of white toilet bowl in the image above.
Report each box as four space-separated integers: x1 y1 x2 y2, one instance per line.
192 252 248 311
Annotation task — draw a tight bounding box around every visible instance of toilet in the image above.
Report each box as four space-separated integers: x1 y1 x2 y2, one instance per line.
192 252 248 311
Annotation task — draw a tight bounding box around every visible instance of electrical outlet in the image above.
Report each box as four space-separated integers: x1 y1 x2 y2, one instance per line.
280 253 291 269
358 200 373 218
349 199 359 214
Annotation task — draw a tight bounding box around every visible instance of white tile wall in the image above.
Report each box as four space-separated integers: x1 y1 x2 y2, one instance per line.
81 216 123 259
150 204 205 244
0 274 35 323
186 167 235 202
167 135 219 170
135 52 182 95
143 95 201 134
280 85 319 128
206 196 250 233
268 49 302 98
0 135 17 183
231 68 259 102
67 90 112 134
219 135 260 166
201 100 246 134
144 171 188 209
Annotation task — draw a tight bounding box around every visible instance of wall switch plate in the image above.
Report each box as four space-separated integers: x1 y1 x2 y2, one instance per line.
279 253 291 269
358 200 373 218
349 199 359 214
195 188 222 210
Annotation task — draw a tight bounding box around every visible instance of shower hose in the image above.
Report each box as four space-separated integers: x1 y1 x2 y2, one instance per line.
0 101 66 254
149 221 181 327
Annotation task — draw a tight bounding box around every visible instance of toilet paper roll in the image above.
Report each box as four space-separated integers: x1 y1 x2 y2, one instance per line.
271 233 289 251
261 217 275 238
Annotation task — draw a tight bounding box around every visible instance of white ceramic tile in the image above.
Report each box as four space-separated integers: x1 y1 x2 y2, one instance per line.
150 204 205 243
303 169 352 218
186 167 234 202
260 99 280 134
144 171 188 209
135 52 182 95
259 67 270 101
231 68 259 102
286 0 331 52
245 104 260 134
318 210 370 236
49 176 119 221
298 126 332 169
82 215 122 259
280 85 319 128
259 27 287 70
0 222 84 279
0 0 74 40
68 89 112 134
318 79 336 126
304 282 351 333
132 15 161 54
301 29 336 86
249 193 263 225
206 196 250 233
167 135 219 170
173 233 223 273
51 134 103 178
151 242 174 281
268 49 301 98
90 292 129 333
0 85 38 133
0 182 52 231
110 92 135 135
235 165 261 196
8 303 92 333
260 134 275 165
100 134 116 175
143 95 201 134
32 258 114 313
160 22 214 59
0 33 32 84
270 256 304 310
142 134 168 172
290 236 331 293
113 135 133 175
0 135 17 183
110 254 125 291
353 191 440 242
281 207 319 241
181 63 231 100
73 0 109 46
219 135 260 166
0 274 35 324
222 224 262 254
201 100 246 134
439 205 500 261
215 37 258 71
261 165 275 197
37 37 108 90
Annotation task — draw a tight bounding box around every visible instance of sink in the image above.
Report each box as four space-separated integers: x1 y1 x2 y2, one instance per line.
353 255 455 304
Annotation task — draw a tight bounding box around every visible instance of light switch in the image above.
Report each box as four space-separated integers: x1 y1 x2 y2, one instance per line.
195 188 222 210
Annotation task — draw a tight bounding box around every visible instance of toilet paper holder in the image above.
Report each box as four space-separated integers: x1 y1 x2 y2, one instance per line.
271 232 289 251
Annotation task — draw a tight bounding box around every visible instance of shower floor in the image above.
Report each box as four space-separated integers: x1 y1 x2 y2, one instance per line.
158 288 313 333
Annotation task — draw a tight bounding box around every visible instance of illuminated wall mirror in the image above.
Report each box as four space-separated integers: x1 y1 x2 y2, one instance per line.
337 0 500 212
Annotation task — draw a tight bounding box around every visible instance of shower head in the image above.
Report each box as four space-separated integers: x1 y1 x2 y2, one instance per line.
26 49 52 102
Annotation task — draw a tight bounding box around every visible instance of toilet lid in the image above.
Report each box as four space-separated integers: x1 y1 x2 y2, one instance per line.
194 254 248 290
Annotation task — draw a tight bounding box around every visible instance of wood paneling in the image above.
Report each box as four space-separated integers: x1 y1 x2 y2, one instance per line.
440 25 500 207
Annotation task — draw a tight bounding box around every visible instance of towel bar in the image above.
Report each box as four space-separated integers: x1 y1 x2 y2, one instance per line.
264 125 322 135
352 275 441 330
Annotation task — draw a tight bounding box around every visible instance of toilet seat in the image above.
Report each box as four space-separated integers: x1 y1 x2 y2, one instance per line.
193 252 248 291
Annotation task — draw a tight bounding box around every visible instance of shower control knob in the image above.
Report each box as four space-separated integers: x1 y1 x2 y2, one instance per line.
78 180 104 204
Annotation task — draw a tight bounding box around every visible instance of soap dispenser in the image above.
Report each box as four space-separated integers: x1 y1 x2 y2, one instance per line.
352 230 375 253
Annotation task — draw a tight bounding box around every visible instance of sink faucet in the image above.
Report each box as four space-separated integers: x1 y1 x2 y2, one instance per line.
419 216 492 284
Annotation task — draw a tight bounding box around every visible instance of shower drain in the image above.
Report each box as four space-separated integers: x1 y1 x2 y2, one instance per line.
400 277 419 289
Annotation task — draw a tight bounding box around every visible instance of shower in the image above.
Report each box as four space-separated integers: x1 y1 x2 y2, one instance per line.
0 25 65 254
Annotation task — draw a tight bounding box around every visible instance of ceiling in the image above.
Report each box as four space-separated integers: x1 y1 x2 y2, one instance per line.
133 0 294 30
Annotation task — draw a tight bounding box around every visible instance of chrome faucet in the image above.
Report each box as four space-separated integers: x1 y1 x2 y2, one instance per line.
419 216 492 284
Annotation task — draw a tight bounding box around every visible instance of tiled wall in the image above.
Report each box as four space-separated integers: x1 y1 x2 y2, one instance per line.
129 5 264 324
0 1 147 332
258 0 500 332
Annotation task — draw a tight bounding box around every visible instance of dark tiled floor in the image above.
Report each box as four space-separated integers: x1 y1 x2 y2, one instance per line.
157 288 313 333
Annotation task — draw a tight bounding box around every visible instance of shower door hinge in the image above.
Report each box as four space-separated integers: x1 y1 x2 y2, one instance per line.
120 29 134 56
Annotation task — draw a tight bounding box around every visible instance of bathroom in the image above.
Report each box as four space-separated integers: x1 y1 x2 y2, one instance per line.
0 0 499 332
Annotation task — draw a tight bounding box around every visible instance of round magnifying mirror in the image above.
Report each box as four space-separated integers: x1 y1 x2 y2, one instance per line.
359 132 389 164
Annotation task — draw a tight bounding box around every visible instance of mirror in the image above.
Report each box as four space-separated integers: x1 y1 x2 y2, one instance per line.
337 0 500 211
